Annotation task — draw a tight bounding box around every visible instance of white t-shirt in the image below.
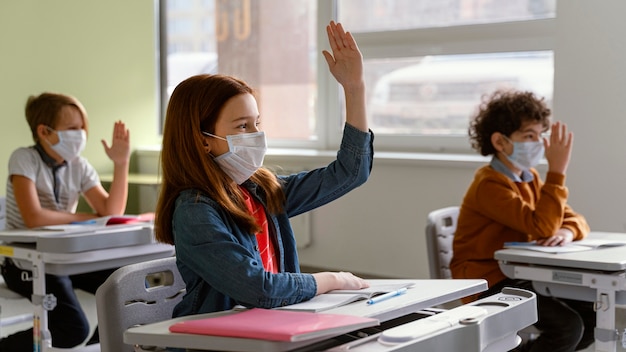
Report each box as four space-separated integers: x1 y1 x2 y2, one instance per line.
5 146 100 230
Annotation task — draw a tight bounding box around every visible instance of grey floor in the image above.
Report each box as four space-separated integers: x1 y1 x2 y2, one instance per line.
0 275 624 351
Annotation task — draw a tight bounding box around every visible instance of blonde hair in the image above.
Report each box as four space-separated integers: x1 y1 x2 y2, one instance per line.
25 92 89 142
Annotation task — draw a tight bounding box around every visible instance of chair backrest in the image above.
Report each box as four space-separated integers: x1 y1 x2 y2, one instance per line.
425 206 460 279
96 256 185 352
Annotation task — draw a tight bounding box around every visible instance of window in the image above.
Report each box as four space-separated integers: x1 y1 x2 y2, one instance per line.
160 0 556 153
366 52 553 136
160 0 319 148
339 0 555 31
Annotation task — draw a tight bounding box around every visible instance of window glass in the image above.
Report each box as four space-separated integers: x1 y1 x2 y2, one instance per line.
338 0 556 32
163 0 317 141
336 0 555 143
365 51 554 135
161 0 555 151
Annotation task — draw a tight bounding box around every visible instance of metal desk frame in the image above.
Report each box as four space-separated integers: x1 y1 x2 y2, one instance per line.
0 224 175 352
496 231 626 352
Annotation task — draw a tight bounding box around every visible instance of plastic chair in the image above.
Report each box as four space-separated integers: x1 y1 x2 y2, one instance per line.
425 206 460 280
425 206 541 342
95 256 184 352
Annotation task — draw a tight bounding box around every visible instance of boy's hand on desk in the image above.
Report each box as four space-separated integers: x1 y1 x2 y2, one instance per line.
537 228 574 247
102 120 130 165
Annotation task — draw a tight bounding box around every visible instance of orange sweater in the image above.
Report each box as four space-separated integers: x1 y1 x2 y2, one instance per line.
450 165 589 300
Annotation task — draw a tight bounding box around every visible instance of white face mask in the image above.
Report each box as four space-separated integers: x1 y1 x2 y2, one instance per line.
202 131 267 185
46 128 86 162
504 136 544 171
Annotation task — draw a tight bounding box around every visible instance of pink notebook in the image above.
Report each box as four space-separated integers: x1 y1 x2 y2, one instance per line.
168 308 379 342
106 212 155 225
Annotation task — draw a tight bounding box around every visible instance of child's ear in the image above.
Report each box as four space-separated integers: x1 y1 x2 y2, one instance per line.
491 132 507 153
36 124 51 139
202 136 212 154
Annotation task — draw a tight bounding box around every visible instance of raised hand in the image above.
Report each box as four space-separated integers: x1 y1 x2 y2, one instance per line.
101 120 130 166
321 21 368 132
544 121 573 175
322 21 364 90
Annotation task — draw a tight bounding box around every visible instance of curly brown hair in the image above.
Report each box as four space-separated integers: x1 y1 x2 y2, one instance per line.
468 90 551 156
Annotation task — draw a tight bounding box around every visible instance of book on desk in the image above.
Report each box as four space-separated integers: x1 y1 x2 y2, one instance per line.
168 308 379 342
34 213 155 231
504 238 626 254
275 280 415 312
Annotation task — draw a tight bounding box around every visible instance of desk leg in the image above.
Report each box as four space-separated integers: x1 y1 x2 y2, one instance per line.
593 286 618 352
30 254 52 352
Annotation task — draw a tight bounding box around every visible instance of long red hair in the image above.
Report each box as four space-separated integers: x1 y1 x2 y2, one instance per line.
155 74 284 245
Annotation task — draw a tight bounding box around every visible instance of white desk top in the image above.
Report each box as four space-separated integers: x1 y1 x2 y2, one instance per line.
325 279 485 322
124 279 487 352
495 232 626 271
0 224 175 275
0 223 155 253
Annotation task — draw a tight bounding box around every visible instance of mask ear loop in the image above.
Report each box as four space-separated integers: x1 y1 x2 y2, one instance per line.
201 131 226 155
201 131 227 141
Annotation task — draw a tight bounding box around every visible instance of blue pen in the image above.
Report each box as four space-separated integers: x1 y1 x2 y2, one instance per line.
70 219 97 225
504 241 537 246
366 287 408 305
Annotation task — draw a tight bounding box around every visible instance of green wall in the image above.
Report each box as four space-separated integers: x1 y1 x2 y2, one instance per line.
0 0 161 201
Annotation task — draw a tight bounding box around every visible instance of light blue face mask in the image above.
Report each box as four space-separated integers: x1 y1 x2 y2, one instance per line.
201 131 267 184
503 135 544 171
46 127 86 161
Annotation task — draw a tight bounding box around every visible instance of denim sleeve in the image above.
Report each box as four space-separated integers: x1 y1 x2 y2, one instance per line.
173 196 318 308
281 123 374 217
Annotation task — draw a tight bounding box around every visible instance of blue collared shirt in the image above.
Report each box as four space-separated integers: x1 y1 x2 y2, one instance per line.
171 124 374 318
490 156 535 183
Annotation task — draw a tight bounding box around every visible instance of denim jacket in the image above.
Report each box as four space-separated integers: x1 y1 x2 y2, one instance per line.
171 124 374 318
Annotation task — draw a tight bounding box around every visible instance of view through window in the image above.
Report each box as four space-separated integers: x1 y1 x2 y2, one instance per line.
161 0 555 150
162 0 317 142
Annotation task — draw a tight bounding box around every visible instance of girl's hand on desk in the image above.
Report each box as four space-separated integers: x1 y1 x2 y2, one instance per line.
312 271 369 295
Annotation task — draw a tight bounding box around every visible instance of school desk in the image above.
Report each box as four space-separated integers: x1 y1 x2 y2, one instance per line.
122 279 538 351
0 223 175 352
496 231 626 352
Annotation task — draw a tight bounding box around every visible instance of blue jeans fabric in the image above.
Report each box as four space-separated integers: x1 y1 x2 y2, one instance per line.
0 259 114 351
481 278 596 352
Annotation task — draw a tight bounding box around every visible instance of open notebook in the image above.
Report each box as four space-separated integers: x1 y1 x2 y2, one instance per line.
169 308 379 342
504 238 626 254
276 280 415 312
